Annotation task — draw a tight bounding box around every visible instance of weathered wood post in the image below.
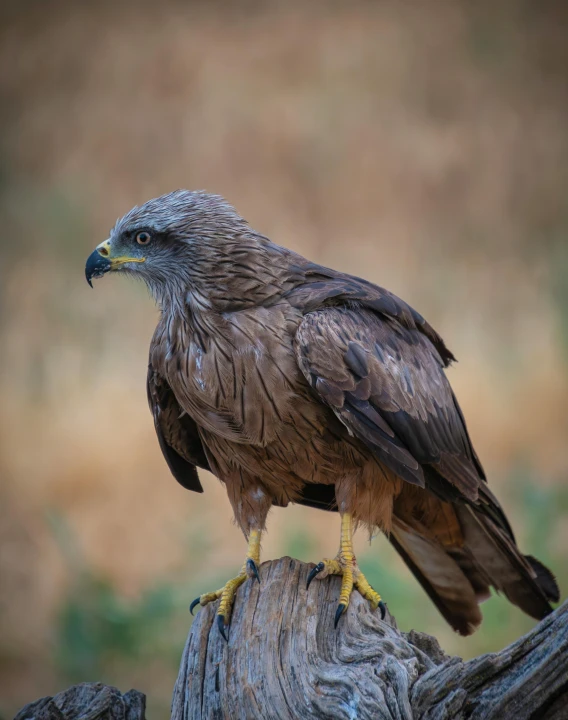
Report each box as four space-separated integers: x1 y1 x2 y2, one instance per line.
172 557 568 720
14 683 146 720
14 557 568 720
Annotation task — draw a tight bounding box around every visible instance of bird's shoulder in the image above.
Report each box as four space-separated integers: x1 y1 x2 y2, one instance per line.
284 262 455 367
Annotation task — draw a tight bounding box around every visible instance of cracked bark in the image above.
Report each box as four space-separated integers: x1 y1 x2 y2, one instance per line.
14 558 568 720
172 557 568 720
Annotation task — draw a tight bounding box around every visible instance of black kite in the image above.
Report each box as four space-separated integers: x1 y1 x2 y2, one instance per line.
85 190 559 639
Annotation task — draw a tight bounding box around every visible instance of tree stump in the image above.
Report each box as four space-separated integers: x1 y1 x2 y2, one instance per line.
13 557 568 720
172 557 568 720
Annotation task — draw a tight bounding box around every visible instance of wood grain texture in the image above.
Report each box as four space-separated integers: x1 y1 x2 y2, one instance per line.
172 557 568 720
14 683 146 720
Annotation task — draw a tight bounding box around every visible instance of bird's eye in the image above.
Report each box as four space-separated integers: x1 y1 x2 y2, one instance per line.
136 231 152 245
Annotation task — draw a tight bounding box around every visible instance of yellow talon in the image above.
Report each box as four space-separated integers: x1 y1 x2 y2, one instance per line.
355 574 382 611
217 574 248 618
190 529 262 640
307 513 385 626
199 588 225 606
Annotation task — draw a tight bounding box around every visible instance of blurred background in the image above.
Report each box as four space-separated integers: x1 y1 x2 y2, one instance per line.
1 0 568 716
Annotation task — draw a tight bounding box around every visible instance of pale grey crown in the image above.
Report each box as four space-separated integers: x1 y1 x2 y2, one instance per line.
111 190 249 241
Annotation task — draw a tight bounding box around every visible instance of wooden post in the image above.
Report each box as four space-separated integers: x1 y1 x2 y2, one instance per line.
14 557 568 720
172 557 568 720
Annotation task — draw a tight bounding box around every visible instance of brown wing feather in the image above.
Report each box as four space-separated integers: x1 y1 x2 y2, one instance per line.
294 304 481 502
147 365 209 492
286 262 455 367
455 502 559 612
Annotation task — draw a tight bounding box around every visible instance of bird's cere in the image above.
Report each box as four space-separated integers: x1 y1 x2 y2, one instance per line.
85 239 146 287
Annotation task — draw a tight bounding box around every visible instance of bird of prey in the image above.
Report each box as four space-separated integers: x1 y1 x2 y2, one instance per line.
85 190 559 639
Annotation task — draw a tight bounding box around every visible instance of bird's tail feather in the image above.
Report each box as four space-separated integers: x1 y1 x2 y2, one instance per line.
389 517 483 635
390 497 559 636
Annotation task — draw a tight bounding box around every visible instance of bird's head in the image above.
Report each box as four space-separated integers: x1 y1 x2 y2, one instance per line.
85 190 266 308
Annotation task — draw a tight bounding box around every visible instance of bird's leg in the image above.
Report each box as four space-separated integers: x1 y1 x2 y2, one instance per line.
190 528 262 640
307 512 386 627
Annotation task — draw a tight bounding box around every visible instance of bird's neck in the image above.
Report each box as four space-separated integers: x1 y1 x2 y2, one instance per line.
158 241 307 316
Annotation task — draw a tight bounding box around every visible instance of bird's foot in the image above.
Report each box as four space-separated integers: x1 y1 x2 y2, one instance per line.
189 530 262 641
307 553 385 626
307 513 385 627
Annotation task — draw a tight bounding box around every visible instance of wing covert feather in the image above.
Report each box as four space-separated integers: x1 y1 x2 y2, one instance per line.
294 306 482 502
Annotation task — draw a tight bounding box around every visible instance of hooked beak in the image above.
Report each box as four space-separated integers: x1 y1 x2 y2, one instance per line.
85 239 146 288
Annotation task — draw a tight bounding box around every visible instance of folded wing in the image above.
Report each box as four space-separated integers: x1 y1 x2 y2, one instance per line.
294 303 482 503
147 365 209 492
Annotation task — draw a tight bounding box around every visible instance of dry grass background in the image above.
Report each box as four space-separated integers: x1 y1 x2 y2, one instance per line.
1 1 568 717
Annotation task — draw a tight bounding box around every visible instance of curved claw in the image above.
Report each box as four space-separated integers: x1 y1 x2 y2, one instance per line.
306 562 325 589
217 614 228 642
334 603 346 628
378 601 386 620
246 557 260 584
189 597 201 616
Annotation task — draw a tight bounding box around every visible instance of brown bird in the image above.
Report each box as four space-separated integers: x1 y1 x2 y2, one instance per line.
85 190 559 639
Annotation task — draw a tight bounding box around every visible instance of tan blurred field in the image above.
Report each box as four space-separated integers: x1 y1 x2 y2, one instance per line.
1 1 568 717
